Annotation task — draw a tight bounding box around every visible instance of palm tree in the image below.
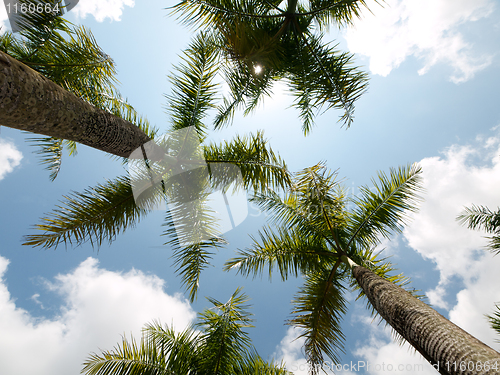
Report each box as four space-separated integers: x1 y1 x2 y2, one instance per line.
82 288 291 375
23 32 292 302
171 0 371 133
0 0 156 178
225 163 500 374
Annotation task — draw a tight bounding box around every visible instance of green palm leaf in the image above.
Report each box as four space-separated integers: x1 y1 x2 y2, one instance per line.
307 0 372 30
235 351 291 375
458 205 500 255
25 136 77 181
225 226 334 281
204 132 291 192
487 304 500 342
166 31 219 137
289 265 348 370
197 288 254 374
346 164 424 251
82 335 171 375
22 176 154 249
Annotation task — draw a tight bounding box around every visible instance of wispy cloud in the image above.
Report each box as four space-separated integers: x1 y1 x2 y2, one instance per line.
0 138 23 181
344 0 496 83
0 256 196 375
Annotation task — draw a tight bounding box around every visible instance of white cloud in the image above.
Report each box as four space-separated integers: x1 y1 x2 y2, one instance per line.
0 256 196 375
0 138 23 181
449 257 500 346
72 0 135 22
274 327 309 375
404 133 500 308
344 0 495 83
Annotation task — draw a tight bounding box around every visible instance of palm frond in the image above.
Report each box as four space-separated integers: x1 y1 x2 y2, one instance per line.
161 181 228 301
288 267 348 371
225 225 334 281
82 334 170 375
235 350 291 375
166 31 220 137
25 136 78 181
143 321 201 374
487 304 500 343
197 288 254 375
203 131 291 192
457 205 500 255
248 164 346 241
172 0 370 134
289 32 368 129
171 239 226 302
214 63 275 130
82 290 281 375
26 136 63 181
22 176 156 249
171 0 283 30
346 163 423 251
305 0 372 30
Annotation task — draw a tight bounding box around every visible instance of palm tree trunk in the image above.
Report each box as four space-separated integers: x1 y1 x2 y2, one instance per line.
351 263 500 375
0 51 157 158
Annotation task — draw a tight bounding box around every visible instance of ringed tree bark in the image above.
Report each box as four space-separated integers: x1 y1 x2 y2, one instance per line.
349 260 500 375
0 51 155 158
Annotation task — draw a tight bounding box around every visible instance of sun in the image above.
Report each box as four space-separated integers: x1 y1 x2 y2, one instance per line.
254 65 263 75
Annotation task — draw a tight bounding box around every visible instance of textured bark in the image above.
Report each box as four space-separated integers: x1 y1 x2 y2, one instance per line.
352 265 500 375
0 51 157 158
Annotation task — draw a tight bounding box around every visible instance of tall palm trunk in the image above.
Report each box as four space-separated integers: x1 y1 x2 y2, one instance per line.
351 263 500 375
0 51 154 158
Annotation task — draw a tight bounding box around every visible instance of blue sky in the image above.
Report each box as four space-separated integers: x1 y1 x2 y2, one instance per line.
1 1 500 374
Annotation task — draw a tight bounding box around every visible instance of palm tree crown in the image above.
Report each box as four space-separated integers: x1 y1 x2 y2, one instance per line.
82 289 291 375
171 0 371 133
225 162 424 369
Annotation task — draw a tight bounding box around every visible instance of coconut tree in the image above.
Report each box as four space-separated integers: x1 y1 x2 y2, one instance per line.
225 163 500 374
0 0 156 178
171 0 371 133
23 31 291 301
82 288 291 375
